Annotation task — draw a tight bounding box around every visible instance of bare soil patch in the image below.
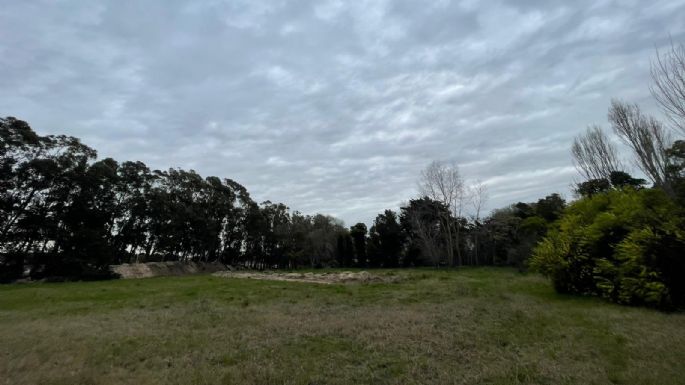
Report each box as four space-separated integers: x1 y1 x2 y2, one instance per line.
212 270 401 284
112 262 226 279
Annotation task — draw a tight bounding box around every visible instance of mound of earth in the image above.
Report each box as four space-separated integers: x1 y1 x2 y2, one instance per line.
211 270 401 284
111 261 227 279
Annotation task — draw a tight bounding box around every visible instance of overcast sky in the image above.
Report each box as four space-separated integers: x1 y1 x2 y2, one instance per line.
2 1 685 225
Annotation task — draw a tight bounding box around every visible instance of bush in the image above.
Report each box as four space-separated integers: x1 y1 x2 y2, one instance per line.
530 188 685 309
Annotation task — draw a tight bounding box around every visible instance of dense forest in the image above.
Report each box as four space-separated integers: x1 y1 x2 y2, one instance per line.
2 43 685 309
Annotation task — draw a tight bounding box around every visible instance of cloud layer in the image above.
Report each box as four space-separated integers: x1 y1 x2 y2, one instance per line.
2 0 684 225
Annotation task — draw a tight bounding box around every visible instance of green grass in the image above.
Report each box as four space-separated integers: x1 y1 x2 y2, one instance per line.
1 268 684 385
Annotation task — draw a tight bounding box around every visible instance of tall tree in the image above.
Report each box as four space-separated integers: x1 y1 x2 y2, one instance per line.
349 223 368 267
336 231 354 268
368 210 403 267
418 161 464 265
400 197 449 267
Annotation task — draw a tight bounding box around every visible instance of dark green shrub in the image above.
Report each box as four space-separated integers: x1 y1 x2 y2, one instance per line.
531 188 685 309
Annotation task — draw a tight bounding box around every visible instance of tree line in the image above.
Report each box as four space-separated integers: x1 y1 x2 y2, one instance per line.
0 120 352 280
0 115 562 281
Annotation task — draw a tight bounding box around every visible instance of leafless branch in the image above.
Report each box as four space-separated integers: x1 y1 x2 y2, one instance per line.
571 125 624 181
608 99 672 191
650 40 685 135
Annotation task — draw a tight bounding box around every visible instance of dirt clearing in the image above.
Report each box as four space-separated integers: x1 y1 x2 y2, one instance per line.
112 262 226 279
212 270 402 284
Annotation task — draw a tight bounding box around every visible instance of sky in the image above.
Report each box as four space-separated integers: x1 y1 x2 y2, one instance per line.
2 1 685 226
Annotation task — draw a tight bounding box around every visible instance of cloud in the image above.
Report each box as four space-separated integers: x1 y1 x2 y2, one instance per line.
1 0 684 225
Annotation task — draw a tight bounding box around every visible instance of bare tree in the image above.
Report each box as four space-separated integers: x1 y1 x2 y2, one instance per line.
651 40 685 135
468 181 488 223
418 161 464 266
419 161 463 208
571 125 624 181
608 99 672 192
468 181 488 265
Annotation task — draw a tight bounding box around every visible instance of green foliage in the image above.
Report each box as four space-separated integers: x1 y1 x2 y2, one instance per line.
531 188 685 309
479 194 565 269
535 193 566 222
575 171 647 198
576 178 611 197
667 140 685 203
367 210 403 267
609 171 647 189
399 197 450 266
0 117 349 280
349 223 368 266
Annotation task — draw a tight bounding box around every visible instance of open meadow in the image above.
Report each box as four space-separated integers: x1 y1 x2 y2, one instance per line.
1 268 684 385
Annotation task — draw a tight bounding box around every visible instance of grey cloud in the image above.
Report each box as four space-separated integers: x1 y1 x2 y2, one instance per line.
1 0 685 225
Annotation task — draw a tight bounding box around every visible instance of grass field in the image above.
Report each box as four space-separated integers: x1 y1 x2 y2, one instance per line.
1 268 684 385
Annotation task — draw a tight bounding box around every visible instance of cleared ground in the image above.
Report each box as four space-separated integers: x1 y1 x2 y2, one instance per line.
211 270 402 284
1 268 684 385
